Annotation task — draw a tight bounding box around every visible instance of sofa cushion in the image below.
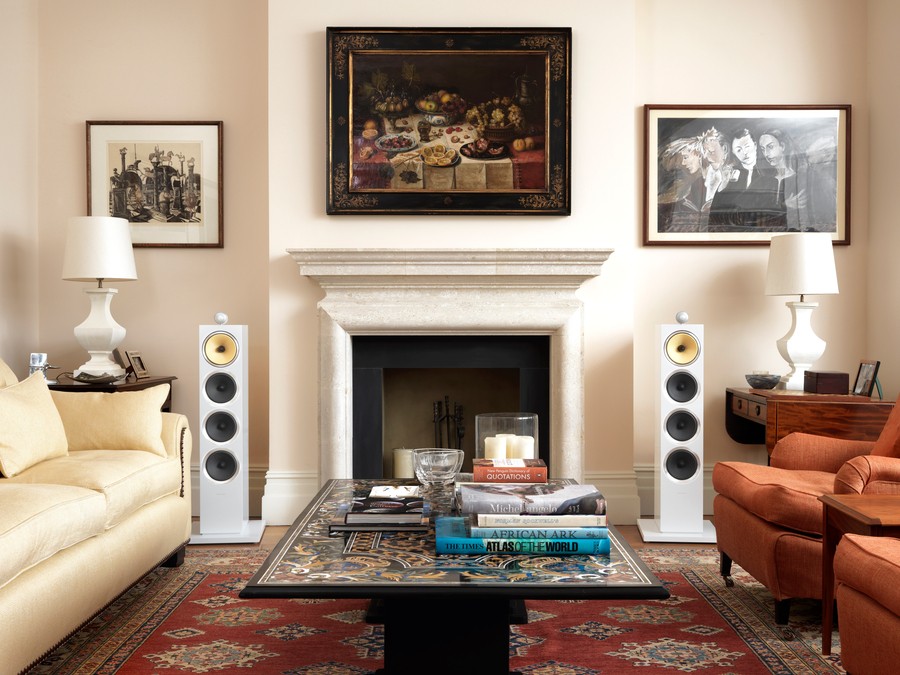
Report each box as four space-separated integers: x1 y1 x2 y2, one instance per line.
50 384 169 457
712 461 834 536
0 373 69 478
0 357 18 387
0 483 106 590
835 533 900 618
6 450 181 528
872 398 900 458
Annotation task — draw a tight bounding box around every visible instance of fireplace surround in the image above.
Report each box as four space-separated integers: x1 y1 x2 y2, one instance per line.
289 248 612 485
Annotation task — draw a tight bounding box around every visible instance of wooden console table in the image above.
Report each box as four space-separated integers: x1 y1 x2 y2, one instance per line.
725 387 894 455
49 375 177 412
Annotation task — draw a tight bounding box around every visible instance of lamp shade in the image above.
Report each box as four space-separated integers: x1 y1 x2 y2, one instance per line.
765 232 838 297
62 216 137 282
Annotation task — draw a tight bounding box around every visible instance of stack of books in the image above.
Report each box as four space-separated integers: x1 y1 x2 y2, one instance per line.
330 484 430 533
436 481 608 555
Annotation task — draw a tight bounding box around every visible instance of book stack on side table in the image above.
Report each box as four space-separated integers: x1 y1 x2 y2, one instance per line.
330 485 430 533
436 481 609 555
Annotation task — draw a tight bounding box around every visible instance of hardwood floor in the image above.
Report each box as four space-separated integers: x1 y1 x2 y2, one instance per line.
188 521 719 553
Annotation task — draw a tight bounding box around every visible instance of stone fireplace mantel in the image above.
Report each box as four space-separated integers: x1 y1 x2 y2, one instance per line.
289 248 613 484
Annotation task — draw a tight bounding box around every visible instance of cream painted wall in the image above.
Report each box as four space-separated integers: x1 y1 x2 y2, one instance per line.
0 1 39 372
868 0 900 394
33 1 270 512
268 0 884 523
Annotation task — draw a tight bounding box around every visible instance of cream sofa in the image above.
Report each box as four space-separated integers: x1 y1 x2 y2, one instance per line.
0 359 192 674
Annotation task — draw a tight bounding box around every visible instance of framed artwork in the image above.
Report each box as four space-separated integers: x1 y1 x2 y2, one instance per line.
643 105 850 246
125 351 150 380
326 27 571 215
853 359 880 397
87 121 224 247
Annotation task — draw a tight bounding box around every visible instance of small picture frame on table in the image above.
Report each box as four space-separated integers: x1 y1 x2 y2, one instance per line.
125 351 150 380
852 360 880 397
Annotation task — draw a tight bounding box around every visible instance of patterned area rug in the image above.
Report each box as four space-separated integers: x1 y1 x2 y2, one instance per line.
25 546 845 674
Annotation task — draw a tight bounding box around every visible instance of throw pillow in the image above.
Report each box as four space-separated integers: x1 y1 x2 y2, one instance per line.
0 357 18 388
872 395 900 458
0 372 68 477
50 384 169 457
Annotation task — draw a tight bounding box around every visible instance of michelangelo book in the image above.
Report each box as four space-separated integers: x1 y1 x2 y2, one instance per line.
455 481 607 516
435 517 611 555
472 458 548 483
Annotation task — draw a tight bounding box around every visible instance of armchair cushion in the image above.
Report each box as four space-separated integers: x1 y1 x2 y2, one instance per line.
871 396 900 458
0 373 68 478
835 534 900 618
770 432 874 473
712 461 834 536
50 384 170 457
834 455 900 494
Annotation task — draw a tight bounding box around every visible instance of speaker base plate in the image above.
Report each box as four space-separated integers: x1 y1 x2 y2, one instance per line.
636 518 716 543
190 519 266 545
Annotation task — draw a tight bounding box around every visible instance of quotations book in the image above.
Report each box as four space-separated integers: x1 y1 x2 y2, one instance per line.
456 482 607 516
475 513 608 527
472 458 548 483
345 485 428 524
435 517 611 555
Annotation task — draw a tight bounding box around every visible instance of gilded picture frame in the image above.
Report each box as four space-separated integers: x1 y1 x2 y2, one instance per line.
326 27 571 215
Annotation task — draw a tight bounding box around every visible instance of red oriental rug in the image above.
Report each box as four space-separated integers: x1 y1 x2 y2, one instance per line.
24 547 845 674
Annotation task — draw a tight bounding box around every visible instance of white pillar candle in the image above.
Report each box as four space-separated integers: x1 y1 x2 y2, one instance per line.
393 448 414 478
507 435 535 459
484 436 507 459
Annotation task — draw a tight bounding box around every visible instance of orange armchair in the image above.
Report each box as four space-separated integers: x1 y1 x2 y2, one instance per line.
712 396 900 624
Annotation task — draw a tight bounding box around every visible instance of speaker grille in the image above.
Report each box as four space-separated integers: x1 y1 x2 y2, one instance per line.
666 371 698 403
665 410 699 441
665 331 700 366
203 331 238 366
665 448 699 480
205 449 238 482
205 372 237 404
205 411 237 443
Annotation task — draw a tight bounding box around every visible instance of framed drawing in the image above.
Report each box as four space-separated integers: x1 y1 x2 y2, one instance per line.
326 27 571 215
643 105 850 246
87 121 223 247
853 359 880 397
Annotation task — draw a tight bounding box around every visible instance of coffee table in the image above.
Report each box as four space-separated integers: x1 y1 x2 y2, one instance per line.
819 493 900 655
241 479 668 674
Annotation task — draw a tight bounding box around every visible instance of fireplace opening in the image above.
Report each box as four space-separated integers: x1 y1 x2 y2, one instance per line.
352 335 550 478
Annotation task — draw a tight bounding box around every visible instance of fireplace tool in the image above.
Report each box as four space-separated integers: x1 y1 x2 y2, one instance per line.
433 395 465 449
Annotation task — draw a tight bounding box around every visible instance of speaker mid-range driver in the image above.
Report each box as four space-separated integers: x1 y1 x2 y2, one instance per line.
203 332 238 366
205 450 238 482
665 448 699 481
665 331 700 366
666 371 698 403
205 411 237 443
205 372 237 404
665 410 699 442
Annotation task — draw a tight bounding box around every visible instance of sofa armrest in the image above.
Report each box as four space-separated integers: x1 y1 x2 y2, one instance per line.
770 432 875 472
161 413 192 501
835 455 900 495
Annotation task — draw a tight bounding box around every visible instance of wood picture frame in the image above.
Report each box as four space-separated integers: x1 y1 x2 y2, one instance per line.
326 27 571 215
125 351 150 380
87 121 224 247
853 359 880 397
643 105 850 246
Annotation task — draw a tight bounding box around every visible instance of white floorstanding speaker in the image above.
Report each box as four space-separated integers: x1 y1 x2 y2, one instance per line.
638 312 716 543
190 313 265 544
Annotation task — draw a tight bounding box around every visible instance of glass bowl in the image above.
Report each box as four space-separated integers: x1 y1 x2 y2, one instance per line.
412 448 464 486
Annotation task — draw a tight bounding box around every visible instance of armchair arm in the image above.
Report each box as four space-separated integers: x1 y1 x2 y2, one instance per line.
770 432 875 472
835 455 900 495
162 413 192 501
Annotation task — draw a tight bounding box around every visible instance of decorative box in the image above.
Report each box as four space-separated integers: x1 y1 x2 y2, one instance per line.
803 371 849 394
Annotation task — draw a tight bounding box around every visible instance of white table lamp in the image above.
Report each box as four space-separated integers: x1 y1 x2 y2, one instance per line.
765 232 839 390
62 216 137 377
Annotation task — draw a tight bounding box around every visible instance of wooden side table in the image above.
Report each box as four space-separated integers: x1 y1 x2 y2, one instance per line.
726 388 894 454
48 375 177 412
818 494 900 655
